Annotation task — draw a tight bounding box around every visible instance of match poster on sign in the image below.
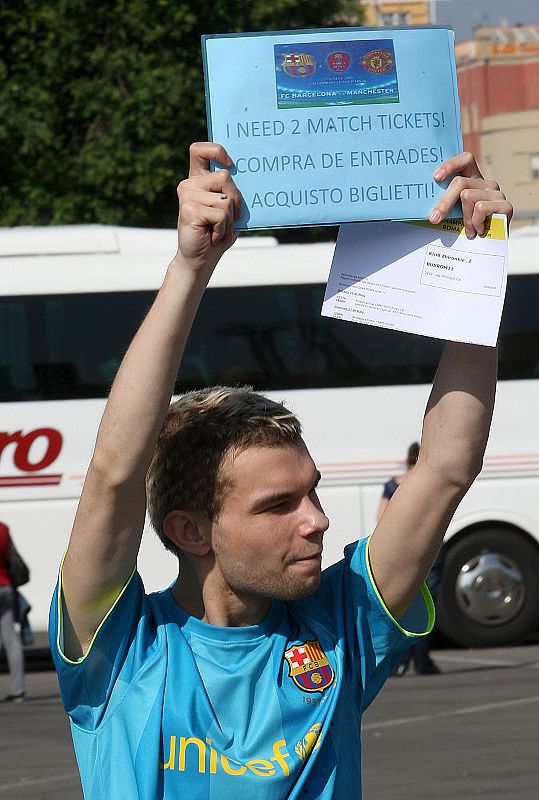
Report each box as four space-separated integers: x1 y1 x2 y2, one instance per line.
202 26 463 230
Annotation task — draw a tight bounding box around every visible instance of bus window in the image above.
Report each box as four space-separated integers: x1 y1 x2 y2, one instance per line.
0 274 538 402
181 284 443 392
0 292 155 401
498 274 539 380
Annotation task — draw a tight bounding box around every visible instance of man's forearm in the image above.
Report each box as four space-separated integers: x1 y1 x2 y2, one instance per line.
419 342 497 487
91 259 210 487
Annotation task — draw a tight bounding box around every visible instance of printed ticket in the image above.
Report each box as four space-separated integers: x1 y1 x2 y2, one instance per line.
322 214 508 346
202 27 462 230
420 243 505 296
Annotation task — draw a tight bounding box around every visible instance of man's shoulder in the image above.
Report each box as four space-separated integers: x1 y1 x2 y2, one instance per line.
320 538 366 579
382 477 400 498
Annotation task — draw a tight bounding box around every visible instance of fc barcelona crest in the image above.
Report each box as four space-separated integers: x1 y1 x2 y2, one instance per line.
284 640 334 693
282 53 316 78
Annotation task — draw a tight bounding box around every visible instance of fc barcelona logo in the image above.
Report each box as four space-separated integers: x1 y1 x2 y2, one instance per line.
282 53 316 78
284 640 334 693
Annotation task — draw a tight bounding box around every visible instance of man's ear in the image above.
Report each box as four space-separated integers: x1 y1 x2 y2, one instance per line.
163 511 212 557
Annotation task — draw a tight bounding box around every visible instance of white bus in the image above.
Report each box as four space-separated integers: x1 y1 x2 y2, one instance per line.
1 223 538 647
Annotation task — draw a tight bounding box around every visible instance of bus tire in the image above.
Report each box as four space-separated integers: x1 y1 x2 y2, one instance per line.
436 528 539 648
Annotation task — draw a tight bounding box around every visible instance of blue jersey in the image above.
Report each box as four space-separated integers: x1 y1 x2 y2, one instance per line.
49 537 433 799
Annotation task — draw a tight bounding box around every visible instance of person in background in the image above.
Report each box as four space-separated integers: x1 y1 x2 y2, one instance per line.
0 521 26 701
378 443 445 676
15 591 33 647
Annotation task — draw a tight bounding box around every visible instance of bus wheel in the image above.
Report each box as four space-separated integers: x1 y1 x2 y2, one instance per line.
437 528 539 648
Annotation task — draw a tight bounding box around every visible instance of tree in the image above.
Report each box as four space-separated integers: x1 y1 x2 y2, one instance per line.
0 0 362 230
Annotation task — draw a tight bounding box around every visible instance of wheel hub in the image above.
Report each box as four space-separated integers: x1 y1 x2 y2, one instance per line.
455 551 525 626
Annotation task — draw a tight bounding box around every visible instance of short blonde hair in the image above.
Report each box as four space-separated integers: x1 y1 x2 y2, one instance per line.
146 386 302 557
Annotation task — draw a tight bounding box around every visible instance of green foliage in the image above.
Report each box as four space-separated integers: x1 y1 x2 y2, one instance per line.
0 0 362 232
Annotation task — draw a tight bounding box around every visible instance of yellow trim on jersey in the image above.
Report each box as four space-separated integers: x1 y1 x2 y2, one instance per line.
56 552 137 665
365 536 435 637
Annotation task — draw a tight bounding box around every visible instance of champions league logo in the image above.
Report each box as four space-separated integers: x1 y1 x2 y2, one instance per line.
284 640 335 693
327 51 351 73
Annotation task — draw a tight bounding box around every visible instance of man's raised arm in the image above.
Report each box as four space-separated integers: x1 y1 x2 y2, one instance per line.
61 143 242 658
368 152 513 620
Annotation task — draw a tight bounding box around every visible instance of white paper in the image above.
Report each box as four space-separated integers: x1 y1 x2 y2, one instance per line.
322 214 508 346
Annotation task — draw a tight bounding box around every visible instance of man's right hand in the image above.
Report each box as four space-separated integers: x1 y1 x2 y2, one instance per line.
175 142 243 274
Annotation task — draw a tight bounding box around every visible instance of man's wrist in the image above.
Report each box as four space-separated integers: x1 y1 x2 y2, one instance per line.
167 251 217 288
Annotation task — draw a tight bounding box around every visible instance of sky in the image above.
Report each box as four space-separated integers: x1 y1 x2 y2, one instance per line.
431 0 539 41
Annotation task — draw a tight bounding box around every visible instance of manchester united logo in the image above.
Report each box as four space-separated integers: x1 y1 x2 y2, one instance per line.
284 640 334 693
360 48 394 74
282 53 316 78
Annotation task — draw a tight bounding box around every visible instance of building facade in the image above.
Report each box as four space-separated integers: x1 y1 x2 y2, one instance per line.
456 25 539 225
359 1 429 28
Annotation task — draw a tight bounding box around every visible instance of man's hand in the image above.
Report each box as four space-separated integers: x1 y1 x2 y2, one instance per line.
175 142 243 273
428 151 513 237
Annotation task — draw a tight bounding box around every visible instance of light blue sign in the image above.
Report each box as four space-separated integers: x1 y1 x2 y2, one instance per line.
202 27 463 230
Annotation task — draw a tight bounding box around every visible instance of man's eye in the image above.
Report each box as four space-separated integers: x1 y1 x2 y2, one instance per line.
269 500 289 512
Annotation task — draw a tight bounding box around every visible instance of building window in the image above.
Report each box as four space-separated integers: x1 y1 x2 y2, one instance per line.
531 154 539 180
379 11 409 25
471 102 480 133
461 105 470 135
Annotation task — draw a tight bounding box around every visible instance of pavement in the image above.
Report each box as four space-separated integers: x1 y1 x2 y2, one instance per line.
1 643 539 799
362 643 539 800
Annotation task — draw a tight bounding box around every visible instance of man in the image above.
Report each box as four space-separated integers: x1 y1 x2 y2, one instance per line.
50 142 512 799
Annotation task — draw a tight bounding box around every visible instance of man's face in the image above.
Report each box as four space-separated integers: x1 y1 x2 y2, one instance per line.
209 440 329 602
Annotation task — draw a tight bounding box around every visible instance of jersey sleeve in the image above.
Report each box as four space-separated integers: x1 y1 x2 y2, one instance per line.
317 536 434 710
48 562 162 731
353 536 434 707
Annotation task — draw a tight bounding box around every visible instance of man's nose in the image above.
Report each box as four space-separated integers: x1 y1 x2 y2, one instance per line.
300 495 330 537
